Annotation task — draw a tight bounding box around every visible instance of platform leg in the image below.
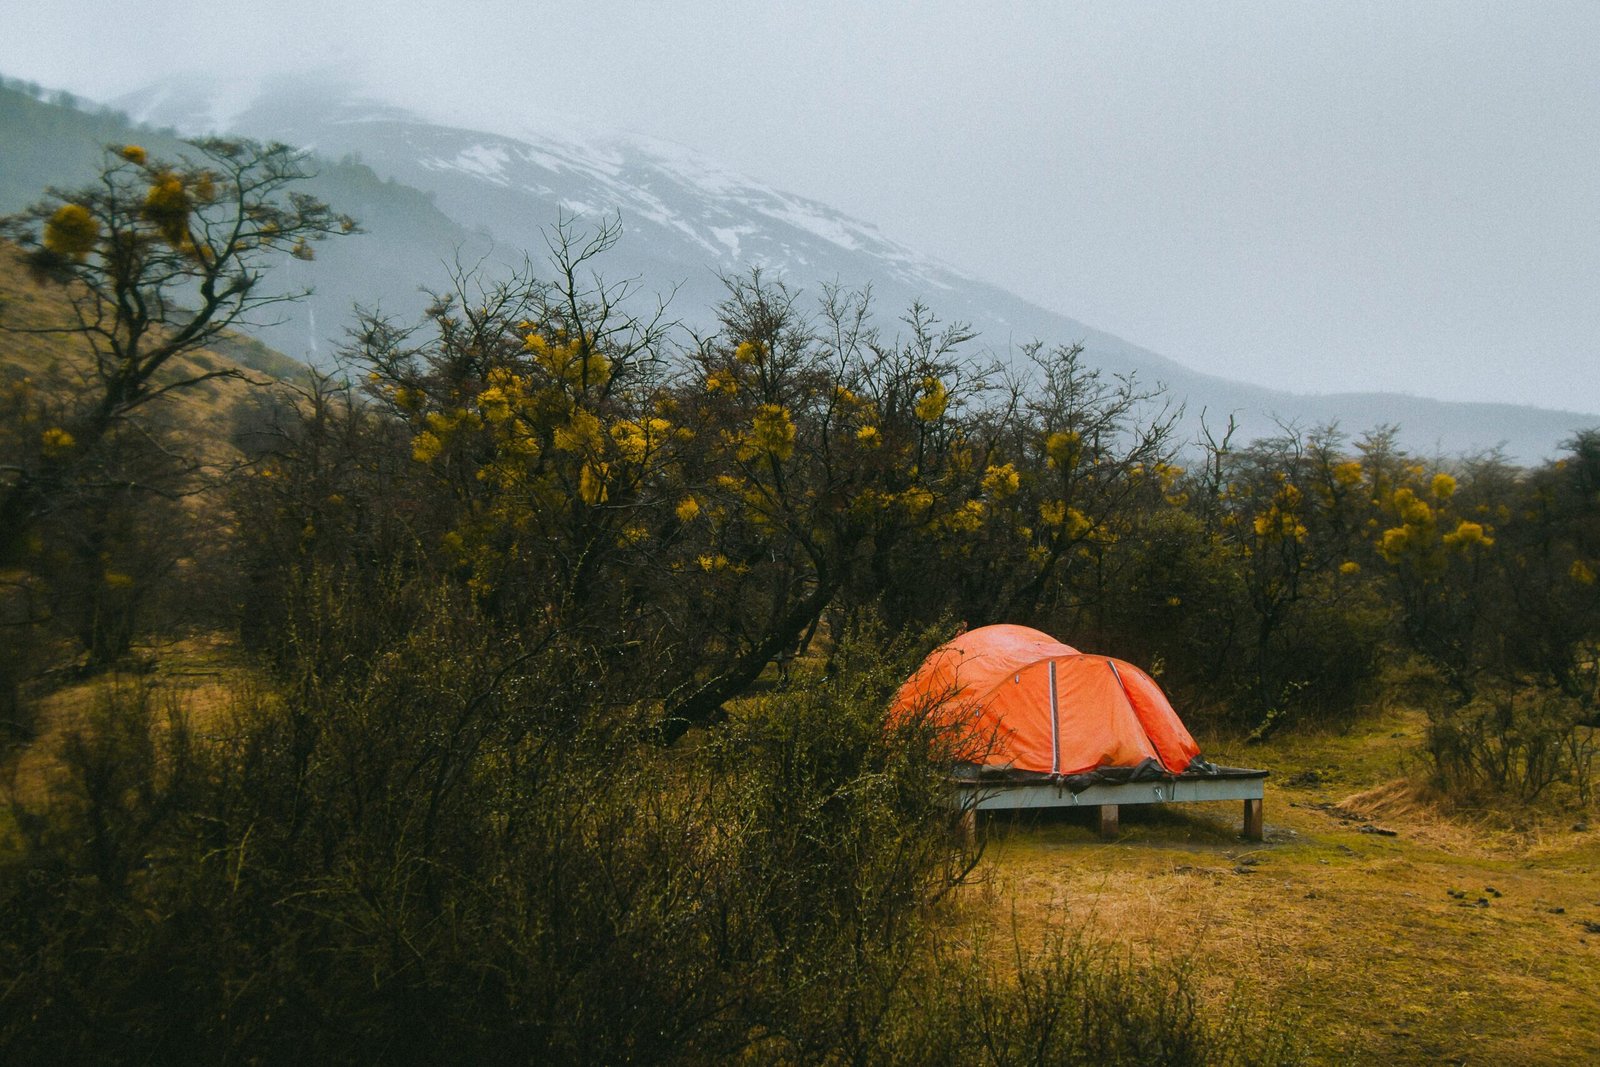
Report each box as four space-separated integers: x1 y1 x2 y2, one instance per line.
1243 797 1264 841
1098 804 1120 839
959 806 977 846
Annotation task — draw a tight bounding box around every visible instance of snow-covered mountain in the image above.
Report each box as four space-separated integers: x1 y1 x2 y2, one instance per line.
103 75 1600 459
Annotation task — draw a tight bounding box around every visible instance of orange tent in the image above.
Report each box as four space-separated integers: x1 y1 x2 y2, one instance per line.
892 624 1203 778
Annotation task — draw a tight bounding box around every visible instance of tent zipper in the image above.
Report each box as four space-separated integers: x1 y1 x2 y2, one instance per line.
1048 659 1060 775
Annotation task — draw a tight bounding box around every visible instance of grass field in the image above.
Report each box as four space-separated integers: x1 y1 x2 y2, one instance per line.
965 711 1600 1064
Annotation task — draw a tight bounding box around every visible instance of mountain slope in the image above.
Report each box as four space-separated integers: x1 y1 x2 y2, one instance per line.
0 79 483 366
5 75 1592 460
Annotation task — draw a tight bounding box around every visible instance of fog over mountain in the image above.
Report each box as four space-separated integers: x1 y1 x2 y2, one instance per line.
5 72 1595 460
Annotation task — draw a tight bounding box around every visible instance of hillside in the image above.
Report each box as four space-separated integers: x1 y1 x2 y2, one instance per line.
116 73 1600 463
0 79 481 367
3 75 1596 460
0 240 303 463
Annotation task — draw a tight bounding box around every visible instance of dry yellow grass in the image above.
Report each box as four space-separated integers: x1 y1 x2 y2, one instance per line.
964 709 1600 1064
7 634 1597 1062
3 634 259 811
0 240 304 470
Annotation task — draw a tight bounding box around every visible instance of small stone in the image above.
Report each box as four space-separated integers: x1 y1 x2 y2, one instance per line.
1486 886 1502 897
1573 821 1590 832
1582 921 1600 934
1548 907 1566 915
1234 864 1257 875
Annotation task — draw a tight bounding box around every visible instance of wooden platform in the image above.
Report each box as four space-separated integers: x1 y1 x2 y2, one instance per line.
955 773 1266 841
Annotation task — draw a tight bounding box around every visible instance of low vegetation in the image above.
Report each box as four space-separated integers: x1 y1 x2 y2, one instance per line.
976 711 1600 1063
2 137 1596 1062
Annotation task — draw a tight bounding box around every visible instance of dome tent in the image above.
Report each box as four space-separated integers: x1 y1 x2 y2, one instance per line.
892 624 1207 781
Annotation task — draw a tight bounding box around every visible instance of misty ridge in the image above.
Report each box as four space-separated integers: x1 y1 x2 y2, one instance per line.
2 70 1595 464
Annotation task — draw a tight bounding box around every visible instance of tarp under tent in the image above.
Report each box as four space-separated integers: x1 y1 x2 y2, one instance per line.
892 623 1217 787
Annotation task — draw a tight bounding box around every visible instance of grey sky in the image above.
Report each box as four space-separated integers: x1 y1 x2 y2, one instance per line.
4 1 1598 412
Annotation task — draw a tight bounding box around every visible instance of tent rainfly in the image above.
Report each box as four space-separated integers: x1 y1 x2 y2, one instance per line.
892 624 1266 838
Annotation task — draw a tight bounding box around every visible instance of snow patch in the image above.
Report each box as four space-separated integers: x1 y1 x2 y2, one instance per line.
709 226 753 260
443 144 512 185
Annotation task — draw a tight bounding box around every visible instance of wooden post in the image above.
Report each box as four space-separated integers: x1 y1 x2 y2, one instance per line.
1243 797 1264 841
1098 804 1120 839
959 806 977 846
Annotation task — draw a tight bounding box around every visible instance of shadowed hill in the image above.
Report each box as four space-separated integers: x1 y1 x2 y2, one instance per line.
0 240 301 463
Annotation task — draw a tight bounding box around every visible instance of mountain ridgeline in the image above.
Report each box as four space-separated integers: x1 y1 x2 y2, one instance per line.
2 74 1593 460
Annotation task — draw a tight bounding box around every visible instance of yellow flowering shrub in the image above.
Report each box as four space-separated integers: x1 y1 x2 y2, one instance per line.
611 417 670 464
942 499 986 534
144 172 192 246
913 377 948 422
525 331 610 390
1065 507 1093 540
749 404 796 461
39 426 76 457
578 461 609 505
1045 430 1082 471
555 409 604 454
42 204 98 261
1391 488 1434 527
412 431 444 463
1442 520 1492 551
981 463 1020 499
1252 484 1307 542
1378 527 1409 562
897 486 935 516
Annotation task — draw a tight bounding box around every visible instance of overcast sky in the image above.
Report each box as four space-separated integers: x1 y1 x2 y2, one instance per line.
4 1 1598 412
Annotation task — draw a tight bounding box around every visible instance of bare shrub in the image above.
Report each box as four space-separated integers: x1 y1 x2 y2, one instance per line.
1426 685 1597 804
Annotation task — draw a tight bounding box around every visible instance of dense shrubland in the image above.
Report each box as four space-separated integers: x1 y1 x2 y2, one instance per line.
2 137 1597 1060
